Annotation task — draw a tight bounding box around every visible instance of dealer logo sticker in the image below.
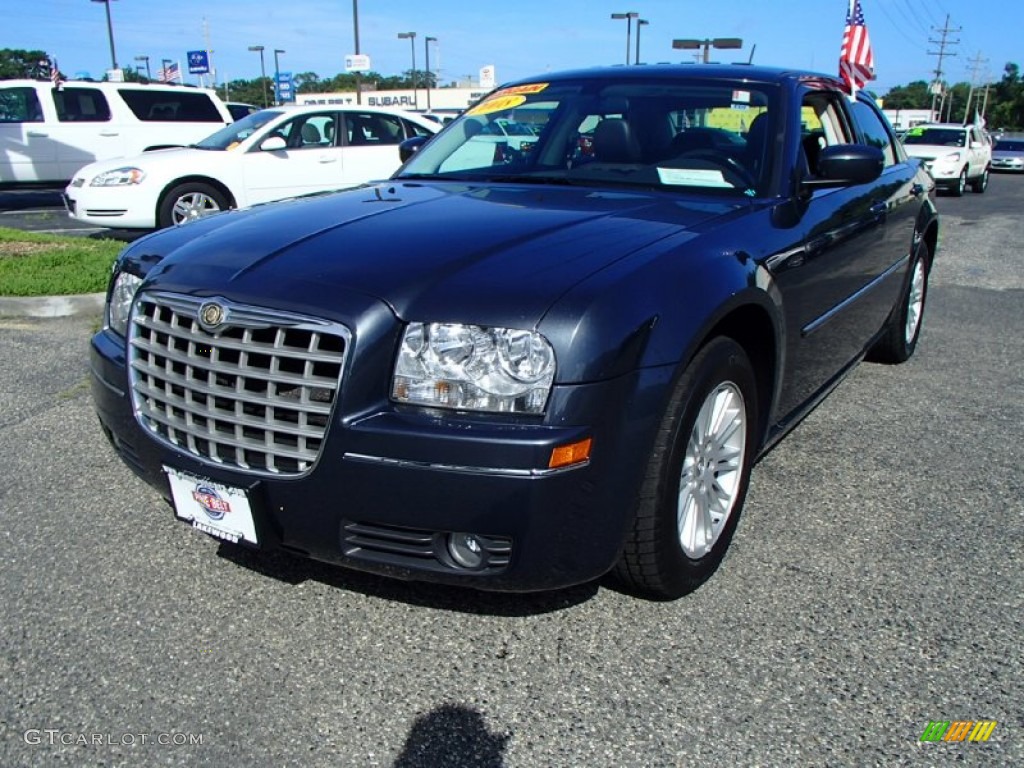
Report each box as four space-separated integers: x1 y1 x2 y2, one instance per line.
191 485 232 521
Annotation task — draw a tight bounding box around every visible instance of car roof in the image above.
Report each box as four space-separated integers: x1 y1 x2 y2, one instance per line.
495 63 846 90
1 78 222 94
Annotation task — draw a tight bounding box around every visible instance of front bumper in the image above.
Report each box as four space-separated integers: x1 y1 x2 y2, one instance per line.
64 183 157 228
91 327 669 592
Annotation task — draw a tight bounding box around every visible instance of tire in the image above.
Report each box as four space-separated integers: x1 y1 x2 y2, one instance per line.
971 166 989 193
950 168 967 197
615 337 758 599
158 183 228 228
868 240 930 364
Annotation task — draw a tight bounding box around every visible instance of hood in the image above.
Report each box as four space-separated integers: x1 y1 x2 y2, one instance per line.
902 143 965 160
129 181 745 326
70 147 221 180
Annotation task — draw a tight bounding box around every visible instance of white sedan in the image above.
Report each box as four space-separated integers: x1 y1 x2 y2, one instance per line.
64 104 440 229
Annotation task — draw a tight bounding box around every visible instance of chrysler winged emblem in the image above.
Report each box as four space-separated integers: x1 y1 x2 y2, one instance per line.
198 301 227 332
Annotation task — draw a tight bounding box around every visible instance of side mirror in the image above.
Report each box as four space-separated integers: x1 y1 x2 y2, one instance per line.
260 135 287 152
399 135 430 162
801 144 884 191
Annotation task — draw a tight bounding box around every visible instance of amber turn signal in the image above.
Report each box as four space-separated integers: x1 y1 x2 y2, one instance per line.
548 438 592 469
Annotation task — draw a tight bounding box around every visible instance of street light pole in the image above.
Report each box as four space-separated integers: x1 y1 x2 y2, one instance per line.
635 19 649 65
91 0 119 71
397 32 417 110
611 12 639 66
273 49 285 104
248 45 268 107
352 0 362 104
424 36 437 112
134 55 151 80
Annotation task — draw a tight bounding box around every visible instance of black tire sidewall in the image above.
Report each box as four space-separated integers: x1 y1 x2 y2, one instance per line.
649 337 759 595
158 183 226 228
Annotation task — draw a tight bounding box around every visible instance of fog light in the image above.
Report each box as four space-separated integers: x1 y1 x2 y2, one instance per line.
447 532 486 569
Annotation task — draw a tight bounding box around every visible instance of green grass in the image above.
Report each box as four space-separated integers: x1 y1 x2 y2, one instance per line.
0 227 124 297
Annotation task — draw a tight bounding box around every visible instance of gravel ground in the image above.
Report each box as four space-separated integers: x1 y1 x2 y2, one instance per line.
1 175 1021 767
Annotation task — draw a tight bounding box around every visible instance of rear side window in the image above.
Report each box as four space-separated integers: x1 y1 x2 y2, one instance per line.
53 87 112 123
0 87 44 122
117 89 225 122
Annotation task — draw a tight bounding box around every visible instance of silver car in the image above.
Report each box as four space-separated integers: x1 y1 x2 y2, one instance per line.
992 138 1024 172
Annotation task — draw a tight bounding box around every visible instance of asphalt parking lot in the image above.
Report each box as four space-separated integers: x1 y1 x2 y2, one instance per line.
1 176 1022 767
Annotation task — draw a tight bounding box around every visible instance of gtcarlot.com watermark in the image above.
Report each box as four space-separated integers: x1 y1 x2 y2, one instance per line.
24 729 204 747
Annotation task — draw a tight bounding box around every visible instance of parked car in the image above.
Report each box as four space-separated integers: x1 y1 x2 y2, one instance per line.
900 122 991 195
991 137 1024 172
0 79 232 185
91 64 939 599
64 104 439 229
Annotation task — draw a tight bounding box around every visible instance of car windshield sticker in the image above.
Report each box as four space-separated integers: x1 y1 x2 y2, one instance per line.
657 167 734 188
467 83 550 116
491 83 549 98
732 90 751 104
907 127 924 137
467 94 528 116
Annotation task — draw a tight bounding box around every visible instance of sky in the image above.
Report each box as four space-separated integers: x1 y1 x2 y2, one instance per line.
5 0 1018 97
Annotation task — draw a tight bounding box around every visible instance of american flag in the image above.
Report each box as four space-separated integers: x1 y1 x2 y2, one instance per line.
839 0 874 92
158 62 181 83
50 57 64 85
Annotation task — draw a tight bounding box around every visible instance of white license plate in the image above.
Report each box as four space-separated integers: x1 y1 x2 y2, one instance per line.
164 467 258 545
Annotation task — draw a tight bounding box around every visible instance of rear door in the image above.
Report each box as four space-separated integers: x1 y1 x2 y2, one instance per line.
337 111 415 184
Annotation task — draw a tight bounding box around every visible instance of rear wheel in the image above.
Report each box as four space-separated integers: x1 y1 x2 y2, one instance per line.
868 240 929 364
615 337 758 599
158 183 228 228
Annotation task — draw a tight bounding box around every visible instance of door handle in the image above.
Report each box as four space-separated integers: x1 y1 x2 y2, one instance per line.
869 202 887 216
99 131 120 137
26 131 50 137
318 157 338 164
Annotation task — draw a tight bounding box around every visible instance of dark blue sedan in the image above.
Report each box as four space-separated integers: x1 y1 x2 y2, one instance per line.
91 65 939 599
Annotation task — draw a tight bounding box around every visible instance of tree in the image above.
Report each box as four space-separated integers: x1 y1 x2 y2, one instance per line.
881 80 932 110
0 48 53 79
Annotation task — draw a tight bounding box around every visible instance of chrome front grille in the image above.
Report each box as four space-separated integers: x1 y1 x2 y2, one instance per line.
128 292 349 476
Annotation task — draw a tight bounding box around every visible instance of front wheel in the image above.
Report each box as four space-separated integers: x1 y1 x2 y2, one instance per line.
868 240 930 364
615 337 758 599
950 168 967 197
158 183 228 228
971 166 989 193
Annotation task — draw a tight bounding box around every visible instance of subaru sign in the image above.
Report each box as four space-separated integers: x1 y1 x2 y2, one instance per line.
187 50 210 75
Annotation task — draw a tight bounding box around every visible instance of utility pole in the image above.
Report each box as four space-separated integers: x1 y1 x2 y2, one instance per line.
203 17 216 88
927 14 960 122
963 51 989 123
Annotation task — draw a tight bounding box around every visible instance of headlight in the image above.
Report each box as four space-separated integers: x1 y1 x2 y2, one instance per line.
392 322 556 414
933 152 962 167
90 167 146 187
106 271 142 336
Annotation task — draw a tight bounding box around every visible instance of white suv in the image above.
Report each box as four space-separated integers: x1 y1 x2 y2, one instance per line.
900 122 991 196
0 79 233 185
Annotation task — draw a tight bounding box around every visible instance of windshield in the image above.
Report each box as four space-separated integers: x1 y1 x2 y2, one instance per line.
902 127 967 147
995 140 1024 152
194 109 284 150
397 78 777 196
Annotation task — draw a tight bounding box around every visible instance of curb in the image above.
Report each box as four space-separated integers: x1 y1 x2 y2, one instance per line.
0 293 105 318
